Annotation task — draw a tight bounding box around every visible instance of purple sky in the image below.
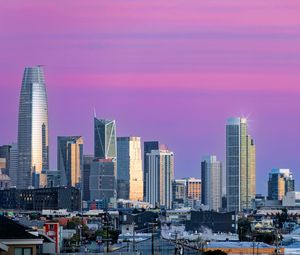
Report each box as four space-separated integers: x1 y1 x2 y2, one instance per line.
1 1 300 194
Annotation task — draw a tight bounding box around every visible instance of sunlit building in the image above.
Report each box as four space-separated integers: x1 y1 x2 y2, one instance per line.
145 147 174 209
268 168 294 201
57 136 83 188
117 137 143 201
17 66 49 188
226 117 256 212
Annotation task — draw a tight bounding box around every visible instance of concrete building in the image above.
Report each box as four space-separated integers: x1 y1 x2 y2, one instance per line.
201 155 222 211
0 169 11 190
268 168 294 201
226 117 256 212
282 191 300 207
145 148 174 209
45 169 61 188
172 179 187 208
89 158 117 208
186 178 201 207
0 187 81 211
117 137 143 201
17 66 49 188
57 136 83 188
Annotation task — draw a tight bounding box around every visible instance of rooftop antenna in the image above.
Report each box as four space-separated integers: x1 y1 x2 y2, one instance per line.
94 108 97 118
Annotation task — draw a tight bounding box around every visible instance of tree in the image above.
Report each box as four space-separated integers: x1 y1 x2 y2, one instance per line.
238 218 251 241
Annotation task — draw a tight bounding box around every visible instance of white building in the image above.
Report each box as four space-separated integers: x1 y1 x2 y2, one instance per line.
283 191 300 207
145 148 174 209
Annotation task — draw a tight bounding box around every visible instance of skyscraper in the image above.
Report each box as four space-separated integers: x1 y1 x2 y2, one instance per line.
17 66 49 188
226 117 256 212
57 136 83 188
9 143 18 187
268 168 294 201
143 141 159 200
94 118 117 159
117 137 143 201
145 147 174 209
89 158 117 208
82 154 94 201
201 155 222 211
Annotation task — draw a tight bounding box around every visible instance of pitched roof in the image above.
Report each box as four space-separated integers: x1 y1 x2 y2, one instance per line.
0 216 38 239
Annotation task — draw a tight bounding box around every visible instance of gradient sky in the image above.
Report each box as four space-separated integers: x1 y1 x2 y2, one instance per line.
1 1 300 194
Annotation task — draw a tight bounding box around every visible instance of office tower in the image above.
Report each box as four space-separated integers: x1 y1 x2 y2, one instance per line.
82 155 94 201
0 145 11 175
186 178 201 202
94 118 117 159
46 170 61 188
17 66 49 188
9 143 18 187
172 179 187 208
226 117 256 212
57 136 83 188
268 168 294 201
0 169 11 190
89 158 117 207
201 155 222 211
145 147 174 209
117 137 143 201
143 141 159 200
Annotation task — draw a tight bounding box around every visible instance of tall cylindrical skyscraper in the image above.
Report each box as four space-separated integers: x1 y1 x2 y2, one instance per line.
17 66 49 189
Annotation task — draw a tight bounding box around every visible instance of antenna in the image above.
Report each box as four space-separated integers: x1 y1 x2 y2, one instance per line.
94 108 97 118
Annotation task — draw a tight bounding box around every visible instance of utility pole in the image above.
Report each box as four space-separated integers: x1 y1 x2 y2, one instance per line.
132 221 136 252
149 222 157 255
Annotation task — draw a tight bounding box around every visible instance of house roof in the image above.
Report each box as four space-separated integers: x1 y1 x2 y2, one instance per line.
0 215 40 239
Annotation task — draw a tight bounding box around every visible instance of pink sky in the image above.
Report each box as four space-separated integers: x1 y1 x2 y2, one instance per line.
1 1 300 194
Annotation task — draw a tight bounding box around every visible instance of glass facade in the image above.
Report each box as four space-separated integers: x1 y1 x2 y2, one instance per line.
57 136 83 188
226 117 256 212
117 137 143 201
94 118 116 159
17 66 49 188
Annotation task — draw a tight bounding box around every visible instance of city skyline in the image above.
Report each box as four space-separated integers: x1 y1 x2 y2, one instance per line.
1 1 300 194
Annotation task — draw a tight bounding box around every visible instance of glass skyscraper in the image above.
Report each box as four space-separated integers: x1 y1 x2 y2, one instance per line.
117 137 143 201
57 136 83 188
226 117 256 212
94 118 117 159
17 66 49 188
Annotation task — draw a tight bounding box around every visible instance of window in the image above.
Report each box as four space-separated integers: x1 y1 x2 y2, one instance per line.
14 248 32 255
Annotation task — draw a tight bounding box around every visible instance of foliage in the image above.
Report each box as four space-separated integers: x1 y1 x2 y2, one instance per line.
238 218 252 241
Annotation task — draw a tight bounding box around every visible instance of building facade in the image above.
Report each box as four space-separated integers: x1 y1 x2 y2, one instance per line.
89 158 117 207
117 137 143 201
94 118 117 159
17 66 49 188
201 155 222 211
82 155 94 201
57 136 83 188
9 143 18 187
0 145 11 175
172 179 187 208
143 141 159 201
268 168 294 200
145 148 174 209
226 117 256 212
0 187 81 211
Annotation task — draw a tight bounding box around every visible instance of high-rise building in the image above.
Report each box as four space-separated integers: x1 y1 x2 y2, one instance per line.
143 141 159 200
89 158 117 207
201 155 222 211
57 136 83 188
82 155 94 201
226 117 256 212
9 143 18 187
0 145 11 175
172 179 187 208
94 118 117 159
145 148 174 209
17 66 49 188
117 137 143 201
268 168 294 201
